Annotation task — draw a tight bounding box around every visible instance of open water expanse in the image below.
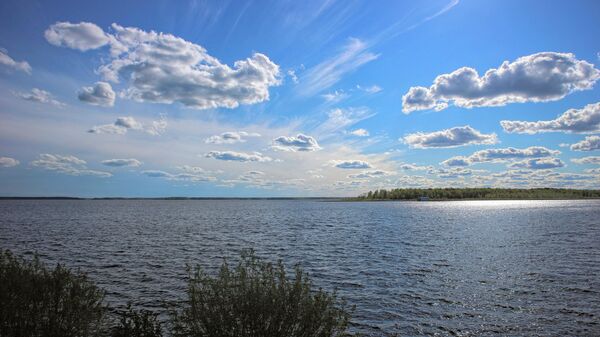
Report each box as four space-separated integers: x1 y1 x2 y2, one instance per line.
1 199 599 336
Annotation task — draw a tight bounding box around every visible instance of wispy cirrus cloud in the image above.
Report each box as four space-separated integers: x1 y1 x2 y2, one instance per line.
297 38 378 96
402 52 599 113
31 154 111 177
142 166 217 183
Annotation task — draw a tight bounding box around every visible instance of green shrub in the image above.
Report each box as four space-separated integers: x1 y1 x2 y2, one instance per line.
111 303 163 337
0 250 106 337
171 250 353 337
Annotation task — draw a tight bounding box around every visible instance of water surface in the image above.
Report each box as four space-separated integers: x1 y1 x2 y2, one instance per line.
1 199 599 336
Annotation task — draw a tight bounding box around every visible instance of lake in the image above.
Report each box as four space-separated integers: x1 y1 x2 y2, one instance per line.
0 199 599 336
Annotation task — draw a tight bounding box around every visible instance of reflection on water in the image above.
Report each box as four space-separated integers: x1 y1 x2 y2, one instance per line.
1 199 599 336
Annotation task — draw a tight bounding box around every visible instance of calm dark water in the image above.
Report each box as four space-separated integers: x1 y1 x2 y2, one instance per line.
1 199 599 336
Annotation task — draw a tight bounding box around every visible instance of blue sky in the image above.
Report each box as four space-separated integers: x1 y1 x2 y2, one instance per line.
1 0 600 197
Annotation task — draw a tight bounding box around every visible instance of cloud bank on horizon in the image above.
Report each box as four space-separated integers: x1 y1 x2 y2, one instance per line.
1 0 600 197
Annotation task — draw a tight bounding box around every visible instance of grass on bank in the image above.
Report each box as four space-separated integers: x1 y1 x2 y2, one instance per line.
0 249 352 337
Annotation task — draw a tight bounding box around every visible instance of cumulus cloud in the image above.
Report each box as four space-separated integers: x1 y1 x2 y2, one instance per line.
15 88 64 106
509 158 565 170
330 160 372 169
88 116 166 135
78 82 115 107
45 22 281 109
205 131 261 144
347 170 389 179
399 163 433 171
0 49 31 74
402 52 600 113
101 158 142 167
436 167 479 179
403 125 498 148
501 102 600 134
442 146 560 166
205 151 273 162
0 157 19 167
298 38 378 96
45 21 110 51
349 128 369 137
272 134 321 152
570 136 600 151
31 154 111 177
571 156 600 165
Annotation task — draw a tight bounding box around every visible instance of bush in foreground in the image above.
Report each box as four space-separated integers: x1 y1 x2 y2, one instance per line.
0 249 353 336
0 250 106 337
111 304 163 337
171 250 353 337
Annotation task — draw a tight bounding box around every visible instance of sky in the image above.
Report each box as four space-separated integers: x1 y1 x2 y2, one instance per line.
0 0 600 197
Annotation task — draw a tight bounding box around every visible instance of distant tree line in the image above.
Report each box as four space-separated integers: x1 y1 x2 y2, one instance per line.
357 188 600 200
0 249 352 337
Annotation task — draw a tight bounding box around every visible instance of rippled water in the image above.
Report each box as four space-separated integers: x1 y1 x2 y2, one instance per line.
1 199 599 336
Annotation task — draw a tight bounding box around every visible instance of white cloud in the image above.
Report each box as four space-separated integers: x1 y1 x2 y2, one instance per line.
298 38 378 96
78 82 115 107
501 102 600 134
436 167 479 179
45 21 110 51
287 69 299 83
0 157 19 167
322 90 349 103
31 154 111 177
205 151 273 162
442 146 560 166
272 134 321 152
0 49 31 74
15 88 64 106
403 125 498 148
101 158 142 167
349 128 369 137
330 159 372 169
508 158 565 170
205 131 261 144
571 156 600 165
315 107 375 137
570 136 600 151
142 167 217 182
45 21 281 110
347 170 389 179
357 84 382 93
399 163 432 171
402 52 600 113
88 116 166 135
